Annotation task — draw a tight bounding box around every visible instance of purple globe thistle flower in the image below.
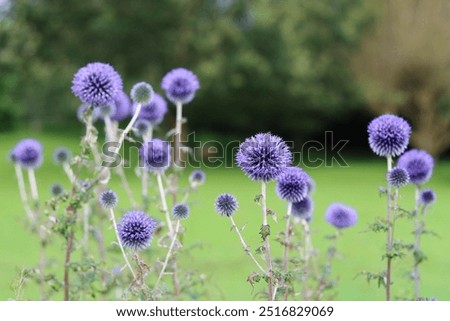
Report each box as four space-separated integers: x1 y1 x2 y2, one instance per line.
130 82 154 105
136 93 168 126
172 203 190 220
292 196 314 222
53 147 72 164
397 149 434 185
305 174 316 194
111 91 131 121
420 189 436 205
325 203 358 229
99 189 118 209
276 167 309 203
139 139 171 173
189 169 206 186
236 133 292 181
161 68 200 104
215 193 238 217
117 210 157 250
387 167 410 188
50 183 64 197
71 62 123 106
367 114 411 157
12 138 43 169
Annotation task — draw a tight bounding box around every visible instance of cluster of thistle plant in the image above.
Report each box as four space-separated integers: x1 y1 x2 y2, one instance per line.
214 133 359 301
10 62 206 300
364 114 437 300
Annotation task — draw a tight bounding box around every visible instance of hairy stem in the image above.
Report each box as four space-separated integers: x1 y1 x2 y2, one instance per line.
64 229 74 301
282 202 293 300
386 155 393 301
155 220 181 288
174 101 183 167
156 173 173 236
261 181 274 300
62 162 76 184
14 164 34 223
300 219 313 300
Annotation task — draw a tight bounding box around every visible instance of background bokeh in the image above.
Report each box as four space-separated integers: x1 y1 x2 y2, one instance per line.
1 0 449 300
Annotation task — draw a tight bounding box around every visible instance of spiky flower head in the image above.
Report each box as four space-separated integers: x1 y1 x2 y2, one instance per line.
367 114 411 157
387 167 410 188
71 62 123 106
306 174 316 194
420 189 436 205
397 149 434 185
53 147 72 164
11 138 43 169
99 189 118 209
292 196 314 222
117 210 157 250
131 82 154 105
172 203 190 220
215 193 238 217
276 167 309 203
133 119 151 137
137 93 168 126
139 139 171 173
189 169 206 186
325 203 358 229
161 68 200 104
50 183 64 197
111 91 131 121
236 133 292 181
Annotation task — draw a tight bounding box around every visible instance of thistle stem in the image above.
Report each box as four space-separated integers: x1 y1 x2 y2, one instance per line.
282 202 293 300
82 204 90 257
14 164 34 223
141 129 153 210
27 168 39 202
117 103 142 153
155 220 181 288
63 162 76 184
261 181 274 300
413 185 421 299
300 218 313 300
109 208 136 279
229 216 267 275
156 173 174 236
63 229 74 301
174 101 183 167
386 155 393 301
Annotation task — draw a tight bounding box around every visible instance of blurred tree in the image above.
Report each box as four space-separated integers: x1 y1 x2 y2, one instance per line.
0 0 370 142
353 0 450 156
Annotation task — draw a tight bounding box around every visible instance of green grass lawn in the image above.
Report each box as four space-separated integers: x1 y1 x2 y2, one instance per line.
1 130 449 300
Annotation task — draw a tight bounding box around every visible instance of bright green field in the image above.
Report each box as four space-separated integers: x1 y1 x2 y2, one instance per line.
1 130 449 301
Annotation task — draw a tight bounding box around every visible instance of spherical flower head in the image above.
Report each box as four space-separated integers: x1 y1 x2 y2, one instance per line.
387 167 410 188
367 114 411 157
137 93 168 126
292 196 314 222
118 210 157 250
99 189 118 209
139 139 171 173
236 133 292 181
53 147 72 164
131 82 154 105
397 149 434 185
71 62 123 106
111 91 131 121
420 189 436 205
305 174 316 194
12 138 43 169
172 203 190 220
50 183 64 197
325 203 358 229
133 119 151 137
215 193 238 217
161 68 200 104
276 167 309 202
189 169 206 186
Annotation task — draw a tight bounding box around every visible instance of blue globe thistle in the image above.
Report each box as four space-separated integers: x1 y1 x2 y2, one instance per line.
137 93 168 126
139 139 171 173
397 149 434 185
71 62 123 106
117 210 157 250
305 175 316 194
292 196 314 222
189 169 206 186
111 91 131 121
130 82 154 105
53 147 72 164
387 167 410 188
236 133 292 181
133 119 151 137
325 203 358 229
99 189 118 209
420 189 436 205
367 114 411 157
50 183 64 197
276 167 309 203
11 138 43 169
172 203 190 220
161 68 200 104
215 193 238 217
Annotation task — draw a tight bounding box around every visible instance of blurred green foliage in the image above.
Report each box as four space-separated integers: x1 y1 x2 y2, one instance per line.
0 0 372 138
